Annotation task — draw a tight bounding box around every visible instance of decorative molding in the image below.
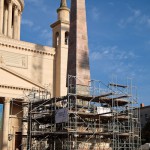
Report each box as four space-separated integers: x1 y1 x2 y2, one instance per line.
11 0 24 11
18 0 24 9
51 20 70 28
13 4 18 9
0 35 55 56
57 7 70 13
0 50 28 69
0 84 45 92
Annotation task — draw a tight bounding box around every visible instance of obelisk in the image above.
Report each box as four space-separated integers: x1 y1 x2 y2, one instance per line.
67 0 90 86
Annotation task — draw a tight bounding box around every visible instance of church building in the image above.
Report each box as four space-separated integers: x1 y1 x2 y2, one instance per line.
0 0 69 149
0 0 141 150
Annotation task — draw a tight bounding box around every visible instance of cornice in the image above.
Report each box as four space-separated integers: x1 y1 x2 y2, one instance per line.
0 35 55 56
0 84 46 92
10 0 24 11
18 0 24 10
57 7 70 13
50 20 70 28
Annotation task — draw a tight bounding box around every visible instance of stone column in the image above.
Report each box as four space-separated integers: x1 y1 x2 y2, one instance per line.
0 0 4 34
2 98 10 150
4 7 8 36
13 6 18 40
17 11 21 40
7 0 12 38
22 99 28 150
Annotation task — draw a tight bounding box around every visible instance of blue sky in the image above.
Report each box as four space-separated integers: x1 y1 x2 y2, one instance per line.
15 0 150 106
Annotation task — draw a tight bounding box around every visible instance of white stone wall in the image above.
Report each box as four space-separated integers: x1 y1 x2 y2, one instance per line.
0 36 55 150
0 36 55 97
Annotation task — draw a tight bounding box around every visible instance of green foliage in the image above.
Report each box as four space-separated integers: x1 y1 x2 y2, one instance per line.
141 121 150 144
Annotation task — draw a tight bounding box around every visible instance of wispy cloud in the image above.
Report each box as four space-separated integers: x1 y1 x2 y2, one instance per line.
40 29 52 46
91 46 137 61
90 45 139 77
118 8 150 28
25 0 49 13
91 7 100 21
41 29 51 39
33 26 41 32
22 19 34 27
21 18 52 46
147 40 150 45
108 2 114 6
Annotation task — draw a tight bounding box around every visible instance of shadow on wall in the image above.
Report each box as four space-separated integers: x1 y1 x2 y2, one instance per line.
10 102 22 117
31 44 45 84
79 51 90 70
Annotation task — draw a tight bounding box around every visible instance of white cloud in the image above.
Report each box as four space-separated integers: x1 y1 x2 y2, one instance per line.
46 39 52 46
91 7 100 21
91 46 137 61
21 18 52 46
90 45 139 77
133 9 141 17
41 29 51 39
118 8 150 28
21 19 42 32
139 15 150 27
22 19 34 27
25 0 49 13
33 26 41 32
108 2 114 6
40 29 52 46
25 0 41 5
147 40 150 45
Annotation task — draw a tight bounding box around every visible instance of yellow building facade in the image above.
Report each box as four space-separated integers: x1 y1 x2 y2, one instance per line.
0 0 69 149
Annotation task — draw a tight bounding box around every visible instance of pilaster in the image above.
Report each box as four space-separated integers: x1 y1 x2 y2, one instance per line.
8 0 12 38
4 8 8 36
17 11 21 40
13 5 18 40
2 97 11 150
0 0 4 34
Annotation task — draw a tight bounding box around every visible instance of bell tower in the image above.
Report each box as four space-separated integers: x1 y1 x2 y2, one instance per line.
51 0 70 97
0 0 24 40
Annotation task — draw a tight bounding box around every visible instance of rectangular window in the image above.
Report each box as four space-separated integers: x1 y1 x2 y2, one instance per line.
145 114 148 118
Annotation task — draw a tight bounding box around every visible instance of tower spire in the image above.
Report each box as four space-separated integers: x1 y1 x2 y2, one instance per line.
60 0 67 8
57 0 69 21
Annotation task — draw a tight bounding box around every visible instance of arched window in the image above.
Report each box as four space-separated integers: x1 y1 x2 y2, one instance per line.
55 32 59 47
65 32 69 45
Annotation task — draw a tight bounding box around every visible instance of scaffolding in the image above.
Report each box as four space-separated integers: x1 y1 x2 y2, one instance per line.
4 87 51 150
26 75 141 150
